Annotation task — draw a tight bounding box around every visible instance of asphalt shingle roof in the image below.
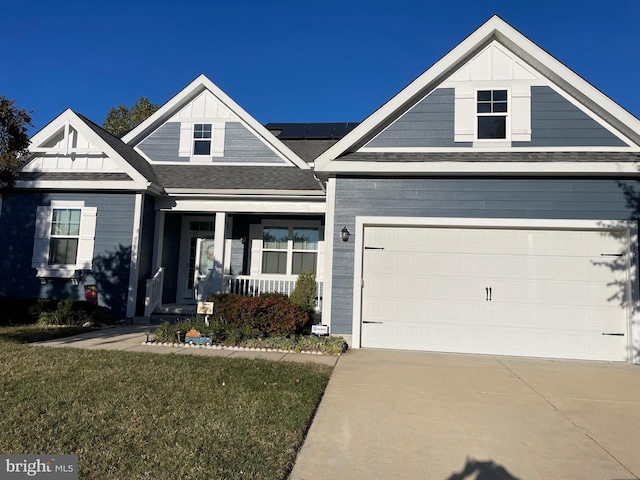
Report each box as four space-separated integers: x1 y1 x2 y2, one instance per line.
76 113 161 185
281 139 339 163
152 165 323 191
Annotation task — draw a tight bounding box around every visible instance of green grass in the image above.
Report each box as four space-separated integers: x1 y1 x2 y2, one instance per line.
0 326 332 479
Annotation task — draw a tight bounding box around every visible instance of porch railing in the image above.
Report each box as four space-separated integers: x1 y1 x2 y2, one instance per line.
144 267 164 319
224 275 324 310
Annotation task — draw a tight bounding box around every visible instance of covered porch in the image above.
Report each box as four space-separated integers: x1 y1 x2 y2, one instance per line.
143 209 325 318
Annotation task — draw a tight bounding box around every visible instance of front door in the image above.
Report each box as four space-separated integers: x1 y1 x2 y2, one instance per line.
178 216 215 301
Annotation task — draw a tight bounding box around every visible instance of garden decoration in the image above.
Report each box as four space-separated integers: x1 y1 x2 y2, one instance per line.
185 328 212 346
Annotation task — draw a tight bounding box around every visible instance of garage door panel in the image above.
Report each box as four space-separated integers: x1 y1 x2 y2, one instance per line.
361 225 629 361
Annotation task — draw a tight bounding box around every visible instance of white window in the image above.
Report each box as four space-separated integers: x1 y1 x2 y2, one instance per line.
178 122 226 159
32 201 97 278
193 124 212 155
477 89 508 139
49 208 81 264
261 226 319 275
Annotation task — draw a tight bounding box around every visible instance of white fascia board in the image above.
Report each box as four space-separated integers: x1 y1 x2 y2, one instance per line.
320 161 640 175
143 160 307 167
156 198 326 214
359 146 639 153
162 188 325 196
122 74 310 170
315 15 640 171
15 180 149 191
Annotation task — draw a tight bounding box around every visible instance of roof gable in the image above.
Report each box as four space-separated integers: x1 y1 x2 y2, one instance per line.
315 15 640 172
122 74 310 169
19 109 159 190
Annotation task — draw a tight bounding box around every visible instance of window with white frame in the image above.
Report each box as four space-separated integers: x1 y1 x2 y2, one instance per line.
32 201 97 277
477 90 507 139
262 226 319 275
49 208 81 264
193 123 212 155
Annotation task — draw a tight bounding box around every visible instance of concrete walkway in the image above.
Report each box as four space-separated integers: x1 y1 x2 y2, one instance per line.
291 349 640 480
33 325 338 366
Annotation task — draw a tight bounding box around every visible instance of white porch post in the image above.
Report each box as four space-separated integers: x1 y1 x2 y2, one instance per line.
126 193 144 318
151 210 165 271
211 212 226 294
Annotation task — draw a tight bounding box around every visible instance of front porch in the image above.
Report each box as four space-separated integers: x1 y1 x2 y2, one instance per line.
143 211 325 318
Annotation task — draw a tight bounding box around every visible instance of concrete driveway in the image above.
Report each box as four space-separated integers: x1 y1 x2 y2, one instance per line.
291 350 640 480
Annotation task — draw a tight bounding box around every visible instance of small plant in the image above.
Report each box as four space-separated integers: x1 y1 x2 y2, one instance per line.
35 300 119 327
290 271 317 312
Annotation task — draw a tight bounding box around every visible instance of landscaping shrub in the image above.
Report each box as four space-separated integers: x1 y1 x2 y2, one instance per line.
238 295 310 336
290 271 317 313
35 299 119 327
207 293 242 326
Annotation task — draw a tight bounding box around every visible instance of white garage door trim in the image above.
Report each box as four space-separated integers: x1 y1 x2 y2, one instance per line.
351 216 639 364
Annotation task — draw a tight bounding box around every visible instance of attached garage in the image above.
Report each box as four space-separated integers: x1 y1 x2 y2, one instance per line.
356 220 633 362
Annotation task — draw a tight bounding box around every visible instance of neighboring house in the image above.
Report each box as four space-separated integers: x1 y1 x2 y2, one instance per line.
314 15 640 364
1 16 640 364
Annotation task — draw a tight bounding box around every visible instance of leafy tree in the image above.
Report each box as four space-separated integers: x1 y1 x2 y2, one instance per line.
0 97 32 193
102 96 159 136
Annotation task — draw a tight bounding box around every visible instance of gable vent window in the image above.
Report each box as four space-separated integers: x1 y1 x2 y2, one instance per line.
477 90 507 139
193 124 212 155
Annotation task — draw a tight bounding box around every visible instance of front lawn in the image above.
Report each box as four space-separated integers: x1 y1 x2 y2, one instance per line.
0 327 332 479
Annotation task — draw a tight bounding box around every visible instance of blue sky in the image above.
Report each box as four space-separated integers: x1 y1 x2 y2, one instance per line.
1 0 639 134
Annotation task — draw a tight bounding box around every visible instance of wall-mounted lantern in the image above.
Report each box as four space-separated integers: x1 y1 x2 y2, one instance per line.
340 227 350 242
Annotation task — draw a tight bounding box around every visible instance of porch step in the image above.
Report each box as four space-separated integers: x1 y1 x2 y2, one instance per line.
154 303 197 315
150 304 197 325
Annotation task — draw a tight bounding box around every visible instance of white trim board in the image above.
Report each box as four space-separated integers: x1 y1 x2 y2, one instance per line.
155 198 326 214
321 161 640 175
126 193 145 318
348 216 639 364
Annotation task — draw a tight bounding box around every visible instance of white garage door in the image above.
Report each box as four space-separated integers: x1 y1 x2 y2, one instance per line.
361 226 629 361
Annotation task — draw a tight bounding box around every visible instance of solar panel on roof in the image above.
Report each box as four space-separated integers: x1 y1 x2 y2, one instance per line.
265 123 359 139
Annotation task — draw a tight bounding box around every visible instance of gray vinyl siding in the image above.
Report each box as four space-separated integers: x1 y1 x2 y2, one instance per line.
330 177 639 335
137 122 286 163
513 86 627 147
135 194 156 315
366 89 472 148
0 192 136 318
137 123 185 162
224 123 284 163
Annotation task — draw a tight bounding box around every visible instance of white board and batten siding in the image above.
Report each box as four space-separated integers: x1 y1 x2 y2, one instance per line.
357 220 636 362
